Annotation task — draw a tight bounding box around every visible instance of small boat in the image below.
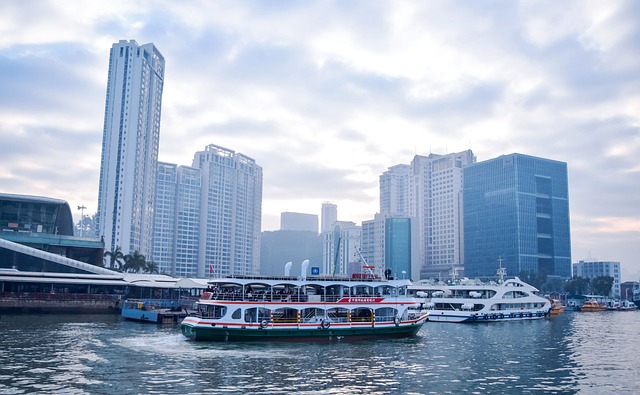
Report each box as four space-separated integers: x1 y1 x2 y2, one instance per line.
407 263 551 323
577 300 607 312
180 264 429 341
605 300 637 311
549 299 565 315
121 299 189 324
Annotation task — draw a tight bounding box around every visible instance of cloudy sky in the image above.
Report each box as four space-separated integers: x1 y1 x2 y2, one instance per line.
1 1 638 278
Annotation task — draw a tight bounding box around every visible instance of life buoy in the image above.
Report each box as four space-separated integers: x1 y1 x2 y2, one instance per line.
260 320 268 329
321 320 331 329
394 317 401 326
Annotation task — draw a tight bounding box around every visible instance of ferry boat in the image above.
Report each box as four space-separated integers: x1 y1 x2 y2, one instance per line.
121 299 189 324
407 265 551 323
180 263 429 341
578 300 607 312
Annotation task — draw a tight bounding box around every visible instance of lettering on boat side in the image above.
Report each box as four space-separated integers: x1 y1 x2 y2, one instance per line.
338 297 384 303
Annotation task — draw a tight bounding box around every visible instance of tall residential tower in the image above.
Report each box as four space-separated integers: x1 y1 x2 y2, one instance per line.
96 40 165 257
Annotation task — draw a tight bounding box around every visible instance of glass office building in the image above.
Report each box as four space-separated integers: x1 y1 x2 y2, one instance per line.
463 154 571 279
384 217 412 280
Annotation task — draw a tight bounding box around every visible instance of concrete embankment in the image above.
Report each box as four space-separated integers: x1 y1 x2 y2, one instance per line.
0 293 121 314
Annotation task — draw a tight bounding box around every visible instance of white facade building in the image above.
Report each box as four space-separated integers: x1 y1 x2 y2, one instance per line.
152 163 201 277
193 144 263 277
97 40 165 258
572 260 621 298
321 202 337 233
322 221 361 276
380 150 475 277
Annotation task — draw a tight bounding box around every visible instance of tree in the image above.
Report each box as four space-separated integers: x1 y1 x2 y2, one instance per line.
123 251 146 273
590 276 614 297
564 276 590 295
144 260 159 274
104 246 125 271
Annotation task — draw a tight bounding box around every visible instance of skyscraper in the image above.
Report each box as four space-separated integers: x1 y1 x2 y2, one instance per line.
152 163 201 276
193 144 263 277
97 40 165 258
321 202 337 233
380 150 475 278
463 153 571 278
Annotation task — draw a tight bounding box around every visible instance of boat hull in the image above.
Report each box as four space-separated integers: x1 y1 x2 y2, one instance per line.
181 317 427 342
427 310 549 323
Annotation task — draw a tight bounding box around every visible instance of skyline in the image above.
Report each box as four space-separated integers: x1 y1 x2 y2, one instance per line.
0 1 638 279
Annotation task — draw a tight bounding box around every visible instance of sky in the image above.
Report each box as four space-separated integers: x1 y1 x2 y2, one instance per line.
1 1 638 279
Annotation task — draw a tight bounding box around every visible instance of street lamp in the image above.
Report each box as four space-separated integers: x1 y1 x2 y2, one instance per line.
77 205 86 237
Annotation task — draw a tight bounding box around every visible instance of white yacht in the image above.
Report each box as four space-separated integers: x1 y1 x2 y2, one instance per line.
407 266 551 323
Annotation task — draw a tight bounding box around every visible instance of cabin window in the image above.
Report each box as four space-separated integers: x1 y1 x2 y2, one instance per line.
232 308 241 319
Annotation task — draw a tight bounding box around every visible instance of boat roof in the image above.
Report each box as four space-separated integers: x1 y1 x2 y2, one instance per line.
200 275 412 288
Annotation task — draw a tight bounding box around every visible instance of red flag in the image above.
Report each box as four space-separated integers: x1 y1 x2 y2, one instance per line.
209 264 213 275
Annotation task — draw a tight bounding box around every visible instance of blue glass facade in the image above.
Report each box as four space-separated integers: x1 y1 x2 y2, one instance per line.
463 154 571 278
385 218 412 279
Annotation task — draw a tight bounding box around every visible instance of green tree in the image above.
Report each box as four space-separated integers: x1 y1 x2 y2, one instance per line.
590 276 614 297
123 251 146 273
104 246 125 271
564 276 590 295
144 260 159 274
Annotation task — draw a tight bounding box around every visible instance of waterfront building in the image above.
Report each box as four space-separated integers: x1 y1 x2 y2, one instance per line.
362 213 419 281
96 40 165 258
0 193 106 273
573 260 621 298
321 202 337 233
193 144 263 277
380 150 475 278
322 221 360 276
463 153 571 279
152 163 201 277
280 212 318 233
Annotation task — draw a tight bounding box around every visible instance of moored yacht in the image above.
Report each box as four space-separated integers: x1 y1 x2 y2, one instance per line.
407 265 551 323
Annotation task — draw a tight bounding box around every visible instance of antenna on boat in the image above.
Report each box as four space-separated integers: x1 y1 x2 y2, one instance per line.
449 261 458 283
497 257 506 284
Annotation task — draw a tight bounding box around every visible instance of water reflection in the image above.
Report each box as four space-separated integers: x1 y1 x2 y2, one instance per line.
0 312 638 394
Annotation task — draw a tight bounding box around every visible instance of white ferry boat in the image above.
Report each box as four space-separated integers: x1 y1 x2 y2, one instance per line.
407 266 551 323
180 265 429 341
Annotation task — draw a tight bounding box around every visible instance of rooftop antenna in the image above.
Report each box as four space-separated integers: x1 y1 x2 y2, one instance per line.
497 257 506 284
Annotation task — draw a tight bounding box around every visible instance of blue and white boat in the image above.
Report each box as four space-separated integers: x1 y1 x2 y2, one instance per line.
121 299 188 324
407 266 551 323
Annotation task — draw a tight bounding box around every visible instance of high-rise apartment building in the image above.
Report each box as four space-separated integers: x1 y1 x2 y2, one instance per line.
193 144 263 277
379 164 410 215
96 40 165 257
152 163 201 277
380 150 475 278
321 202 337 233
463 153 571 279
322 221 360 276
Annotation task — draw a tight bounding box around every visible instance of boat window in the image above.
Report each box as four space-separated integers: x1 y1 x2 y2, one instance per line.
375 307 397 322
326 307 349 323
231 308 241 319
273 308 298 323
301 307 325 323
350 307 373 322
502 291 529 299
257 307 271 323
199 304 226 319
244 307 258 323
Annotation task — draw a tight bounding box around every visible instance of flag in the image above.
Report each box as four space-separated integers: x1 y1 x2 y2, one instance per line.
209 264 213 275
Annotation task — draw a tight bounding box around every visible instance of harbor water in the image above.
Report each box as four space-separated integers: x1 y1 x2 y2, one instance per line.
0 311 638 394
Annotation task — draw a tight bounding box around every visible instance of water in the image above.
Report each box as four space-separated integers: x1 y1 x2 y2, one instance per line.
0 311 638 394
